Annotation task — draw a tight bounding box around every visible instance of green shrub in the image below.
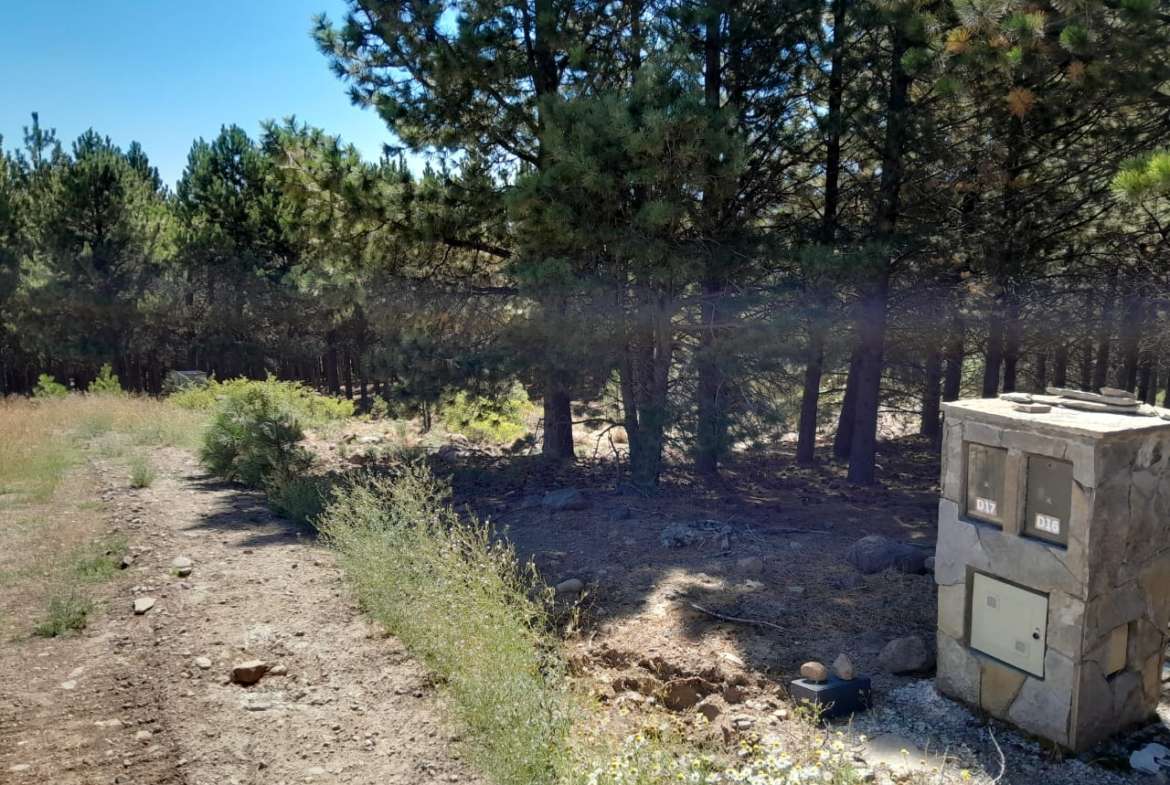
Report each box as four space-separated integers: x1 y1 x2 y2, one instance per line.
267 473 330 526
87 364 123 395
319 466 571 785
200 383 312 488
368 394 391 419
34 591 93 637
173 376 354 426
33 374 68 399
129 455 156 488
71 535 128 582
441 384 531 445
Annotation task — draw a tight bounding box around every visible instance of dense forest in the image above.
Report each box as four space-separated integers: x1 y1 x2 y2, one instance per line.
2 0 1170 488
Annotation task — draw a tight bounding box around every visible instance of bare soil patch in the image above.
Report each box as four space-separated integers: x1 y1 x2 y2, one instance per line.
1 447 480 785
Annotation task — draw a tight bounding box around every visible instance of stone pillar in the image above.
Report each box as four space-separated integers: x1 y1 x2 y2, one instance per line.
935 398 1170 751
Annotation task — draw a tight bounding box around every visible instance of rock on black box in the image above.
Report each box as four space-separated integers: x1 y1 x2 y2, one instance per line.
789 675 872 719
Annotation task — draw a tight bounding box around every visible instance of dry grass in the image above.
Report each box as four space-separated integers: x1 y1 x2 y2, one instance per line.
0 394 205 638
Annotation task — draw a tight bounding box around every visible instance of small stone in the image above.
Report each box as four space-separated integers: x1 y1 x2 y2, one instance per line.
845 535 929 575
171 556 193 569
60 680 77 690
176 566 192 577
735 556 764 574
132 597 155 615
800 661 829 682
832 653 855 680
696 699 722 721
134 730 152 742
878 635 934 674
721 684 746 704
230 660 270 686
542 488 589 512
119 555 134 569
193 657 212 670
8 764 31 773
94 719 123 728
269 664 288 676
555 578 585 594
732 716 755 730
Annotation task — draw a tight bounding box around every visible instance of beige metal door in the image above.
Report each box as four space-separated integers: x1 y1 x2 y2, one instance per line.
970 573 1048 677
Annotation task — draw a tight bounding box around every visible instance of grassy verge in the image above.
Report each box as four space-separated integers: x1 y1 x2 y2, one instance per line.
319 466 572 785
319 465 888 785
0 394 205 638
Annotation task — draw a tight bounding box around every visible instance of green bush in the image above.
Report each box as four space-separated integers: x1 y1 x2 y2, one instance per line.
173 376 354 426
199 383 312 488
441 384 531 445
87 364 123 395
267 473 330 526
129 455 155 488
319 466 571 785
33 374 68 399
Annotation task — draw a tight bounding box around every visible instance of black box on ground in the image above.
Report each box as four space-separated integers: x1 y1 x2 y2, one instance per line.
788 675 872 719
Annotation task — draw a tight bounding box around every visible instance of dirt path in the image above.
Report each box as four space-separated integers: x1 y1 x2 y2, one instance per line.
1 447 481 785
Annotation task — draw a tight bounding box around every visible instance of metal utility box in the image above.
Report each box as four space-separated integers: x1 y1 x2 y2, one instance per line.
935 398 1170 751
969 573 1048 677
1023 455 1072 545
965 443 1007 526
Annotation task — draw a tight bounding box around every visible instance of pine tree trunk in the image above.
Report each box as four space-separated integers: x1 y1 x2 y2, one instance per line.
325 332 340 395
1138 355 1154 403
846 20 910 485
797 0 846 467
1116 288 1142 392
833 349 860 461
942 317 964 402
695 281 725 475
1092 271 1117 392
541 378 575 459
1034 353 1048 393
1001 299 1021 393
982 309 1003 397
796 323 827 465
1052 341 1068 388
920 339 942 442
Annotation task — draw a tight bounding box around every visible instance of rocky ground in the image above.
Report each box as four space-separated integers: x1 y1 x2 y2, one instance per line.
3 428 1168 785
0 447 481 785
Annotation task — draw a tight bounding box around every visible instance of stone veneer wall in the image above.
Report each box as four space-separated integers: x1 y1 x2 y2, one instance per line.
935 400 1170 751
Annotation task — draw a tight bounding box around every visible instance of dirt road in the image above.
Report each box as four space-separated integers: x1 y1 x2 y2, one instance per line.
0 447 481 785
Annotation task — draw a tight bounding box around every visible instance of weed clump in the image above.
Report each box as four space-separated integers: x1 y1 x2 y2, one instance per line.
129 455 155 488
319 466 571 785
267 473 330 526
172 376 354 426
34 591 93 637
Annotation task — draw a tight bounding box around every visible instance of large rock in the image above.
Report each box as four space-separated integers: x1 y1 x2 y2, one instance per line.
845 535 929 575
800 661 829 682
542 488 589 512
832 653 855 681
132 597 155 615
230 660 270 686
878 635 933 674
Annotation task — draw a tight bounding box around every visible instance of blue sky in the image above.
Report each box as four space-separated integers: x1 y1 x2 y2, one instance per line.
1 0 402 187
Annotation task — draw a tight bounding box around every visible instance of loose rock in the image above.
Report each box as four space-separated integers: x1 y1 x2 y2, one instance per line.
171 555 193 569
555 578 584 594
735 556 764 574
878 635 934 674
542 488 589 512
230 660 270 686
132 597 155 615
845 535 929 575
832 653 855 680
193 656 212 670
800 661 830 682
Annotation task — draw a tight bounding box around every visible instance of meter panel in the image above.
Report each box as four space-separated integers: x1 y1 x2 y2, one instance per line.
970 573 1048 677
966 443 1008 527
1023 455 1072 546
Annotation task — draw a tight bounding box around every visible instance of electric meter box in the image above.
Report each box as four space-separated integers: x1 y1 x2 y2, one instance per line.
935 398 1170 751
